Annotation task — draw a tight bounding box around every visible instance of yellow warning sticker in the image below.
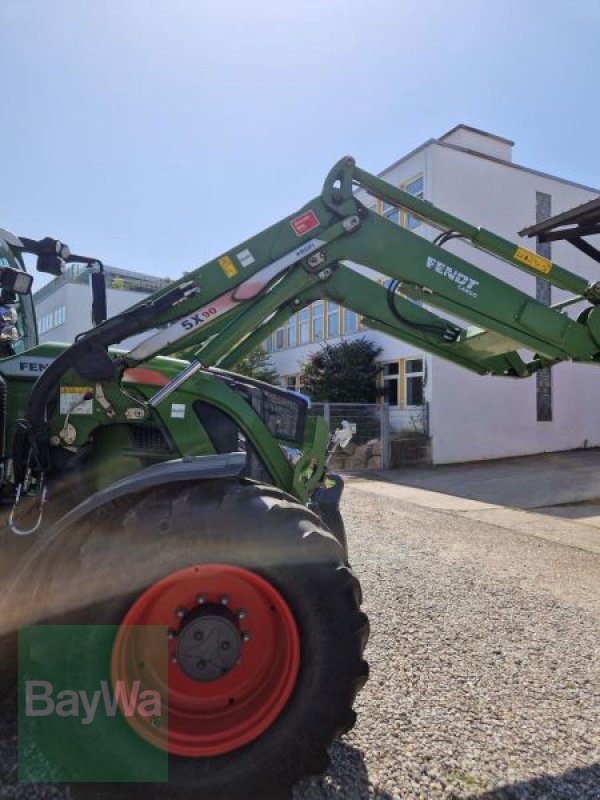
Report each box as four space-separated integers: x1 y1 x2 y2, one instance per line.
513 247 551 274
60 387 94 415
218 255 238 278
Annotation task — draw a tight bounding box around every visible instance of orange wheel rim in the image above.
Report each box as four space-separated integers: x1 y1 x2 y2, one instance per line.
111 564 300 756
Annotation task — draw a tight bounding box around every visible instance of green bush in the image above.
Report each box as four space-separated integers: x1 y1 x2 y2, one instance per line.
300 338 382 402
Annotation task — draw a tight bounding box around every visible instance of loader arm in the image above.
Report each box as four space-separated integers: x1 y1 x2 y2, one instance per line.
122 156 600 386
12 155 600 502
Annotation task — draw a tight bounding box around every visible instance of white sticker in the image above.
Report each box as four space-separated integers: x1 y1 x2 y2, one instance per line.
171 403 186 419
60 387 94 415
236 248 255 268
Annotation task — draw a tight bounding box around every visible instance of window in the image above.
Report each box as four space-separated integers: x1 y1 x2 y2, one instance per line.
382 201 400 225
299 308 310 344
343 308 357 334
37 305 66 336
284 375 299 392
327 301 339 338
312 301 324 341
287 314 297 348
403 175 424 230
381 362 400 406
366 174 423 229
405 358 424 406
380 359 425 407
260 302 361 349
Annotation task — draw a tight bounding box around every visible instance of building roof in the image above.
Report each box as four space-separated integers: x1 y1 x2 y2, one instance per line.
33 262 171 305
438 124 514 147
377 125 600 195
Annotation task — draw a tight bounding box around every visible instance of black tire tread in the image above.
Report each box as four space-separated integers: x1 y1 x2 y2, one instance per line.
51 478 369 800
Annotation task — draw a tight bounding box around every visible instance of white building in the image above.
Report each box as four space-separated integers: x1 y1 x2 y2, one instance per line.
266 125 600 465
34 264 171 348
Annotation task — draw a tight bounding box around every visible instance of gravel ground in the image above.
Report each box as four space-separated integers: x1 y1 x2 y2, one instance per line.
2 483 599 799
295 487 600 800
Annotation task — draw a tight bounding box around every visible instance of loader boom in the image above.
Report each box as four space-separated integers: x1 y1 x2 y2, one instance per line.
122 156 600 382
8 155 600 512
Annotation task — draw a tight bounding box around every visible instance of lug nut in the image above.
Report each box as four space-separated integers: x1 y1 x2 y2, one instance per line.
175 607 187 618
237 609 246 620
241 631 251 642
197 595 206 605
167 629 177 640
171 655 178 664
220 595 229 605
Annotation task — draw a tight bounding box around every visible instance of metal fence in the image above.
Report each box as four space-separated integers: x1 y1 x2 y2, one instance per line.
389 403 429 437
310 403 390 470
33 264 171 304
310 402 430 470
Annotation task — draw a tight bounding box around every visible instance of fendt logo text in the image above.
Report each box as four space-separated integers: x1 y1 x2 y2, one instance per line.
426 256 479 298
25 680 161 726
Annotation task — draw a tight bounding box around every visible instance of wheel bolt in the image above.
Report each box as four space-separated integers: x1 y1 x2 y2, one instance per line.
171 655 178 664
220 595 229 605
176 607 187 618
167 629 177 640
197 595 206 605
241 631 251 642
237 609 246 620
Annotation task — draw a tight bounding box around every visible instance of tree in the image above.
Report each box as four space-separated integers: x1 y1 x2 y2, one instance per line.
299 337 382 402
233 346 280 385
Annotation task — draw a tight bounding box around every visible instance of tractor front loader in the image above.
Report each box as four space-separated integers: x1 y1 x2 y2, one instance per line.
3 155 600 798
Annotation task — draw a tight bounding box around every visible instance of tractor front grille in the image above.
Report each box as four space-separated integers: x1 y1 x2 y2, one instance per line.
207 368 308 445
252 385 307 444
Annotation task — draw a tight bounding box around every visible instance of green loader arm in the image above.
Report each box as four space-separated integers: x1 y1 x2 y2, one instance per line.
8 154 600 523
125 157 600 386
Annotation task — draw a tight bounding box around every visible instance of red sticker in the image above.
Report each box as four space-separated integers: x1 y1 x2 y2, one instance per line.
291 210 320 236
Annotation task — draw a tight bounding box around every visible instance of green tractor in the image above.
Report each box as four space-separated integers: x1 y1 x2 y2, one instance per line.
4 155 600 798
0 231 368 799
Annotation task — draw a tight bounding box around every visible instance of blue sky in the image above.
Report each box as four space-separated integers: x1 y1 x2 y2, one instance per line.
1 0 598 281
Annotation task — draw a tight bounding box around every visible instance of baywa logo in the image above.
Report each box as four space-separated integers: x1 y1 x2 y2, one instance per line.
19 624 168 783
426 256 479 298
25 679 161 726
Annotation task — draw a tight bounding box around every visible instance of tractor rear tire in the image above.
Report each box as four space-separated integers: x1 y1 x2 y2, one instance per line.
17 479 369 800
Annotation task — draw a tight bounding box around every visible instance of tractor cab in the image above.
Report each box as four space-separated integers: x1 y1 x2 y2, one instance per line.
0 232 37 356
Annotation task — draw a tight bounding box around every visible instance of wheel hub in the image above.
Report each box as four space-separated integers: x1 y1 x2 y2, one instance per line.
175 606 241 682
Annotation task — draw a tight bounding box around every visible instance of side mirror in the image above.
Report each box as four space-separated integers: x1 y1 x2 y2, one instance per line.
37 252 65 276
90 265 107 325
19 236 70 277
